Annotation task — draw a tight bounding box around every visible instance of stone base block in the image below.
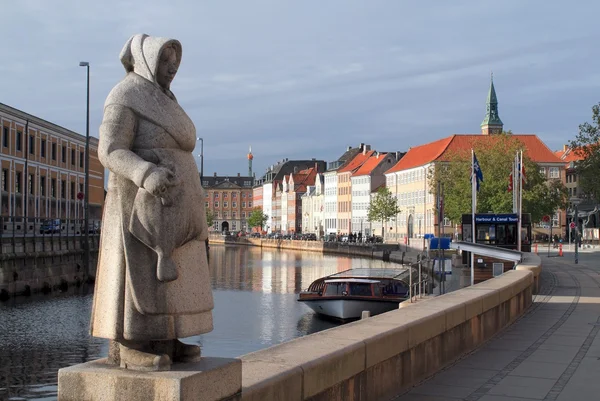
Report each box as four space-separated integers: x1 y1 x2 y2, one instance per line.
58 357 241 401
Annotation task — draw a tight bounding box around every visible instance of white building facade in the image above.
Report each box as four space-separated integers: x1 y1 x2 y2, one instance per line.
323 170 338 235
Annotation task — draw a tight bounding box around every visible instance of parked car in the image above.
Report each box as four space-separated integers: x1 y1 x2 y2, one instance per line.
40 219 62 234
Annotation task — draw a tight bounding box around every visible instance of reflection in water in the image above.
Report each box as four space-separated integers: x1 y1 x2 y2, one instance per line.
0 244 395 400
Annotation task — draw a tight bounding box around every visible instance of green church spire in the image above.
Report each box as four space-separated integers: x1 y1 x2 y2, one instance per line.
481 73 503 134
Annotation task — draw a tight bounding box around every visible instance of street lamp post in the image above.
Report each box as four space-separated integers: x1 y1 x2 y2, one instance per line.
570 197 581 264
197 137 204 183
79 61 90 278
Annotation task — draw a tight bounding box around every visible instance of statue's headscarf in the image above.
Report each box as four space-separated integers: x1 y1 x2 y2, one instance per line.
119 34 182 86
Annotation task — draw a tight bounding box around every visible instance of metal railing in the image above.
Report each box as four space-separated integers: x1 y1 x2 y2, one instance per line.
0 215 101 255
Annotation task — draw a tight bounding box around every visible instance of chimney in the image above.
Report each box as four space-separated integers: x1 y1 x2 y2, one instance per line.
564 144 569 152
314 162 318 172
360 143 365 150
376 151 380 159
214 172 217 177
363 147 367 155
365 144 371 151
347 146 351 151
294 166 298 174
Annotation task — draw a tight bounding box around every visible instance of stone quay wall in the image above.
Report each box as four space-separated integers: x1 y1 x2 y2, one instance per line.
209 236 407 260
239 268 535 401
0 236 99 299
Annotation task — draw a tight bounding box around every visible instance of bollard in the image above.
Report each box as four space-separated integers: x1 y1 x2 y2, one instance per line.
361 310 371 319
558 243 563 257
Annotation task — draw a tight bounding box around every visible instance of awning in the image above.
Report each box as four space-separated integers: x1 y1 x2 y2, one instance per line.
450 241 523 263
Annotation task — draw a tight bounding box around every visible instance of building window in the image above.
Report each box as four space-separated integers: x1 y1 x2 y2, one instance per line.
61 180 66 199
224 202 228 207
213 221 219 230
242 212 245 218
71 182 75 199
214 202 219 207
16 131 22 151
233 212 237 218
79 152 84 168
242 202 246 207
41 139 46 158
552 212 560 228
2 127 8 148
2 169 7 191
202 180 209 186
214 193 219 199
223 193 228 198
40 176 46 196
29 135 35 155
204 192 208 198
232 221 236 230
52 143 57 160
71 149 75 165
28 174 34 195
15 172 21 193
62 146 66 163
79 183 83 194
539 167 546 175
205 202 209 207
232 202 237 207
232 193 237 198
51 178 56 198
248 201 252 207
242 193 246 198
549 167 559 179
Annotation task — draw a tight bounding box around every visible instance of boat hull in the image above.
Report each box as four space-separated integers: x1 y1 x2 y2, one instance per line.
299 298 402 320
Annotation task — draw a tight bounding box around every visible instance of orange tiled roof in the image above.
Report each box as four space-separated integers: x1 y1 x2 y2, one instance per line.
385 134 563 174
338 150 375 173
353 153 388 176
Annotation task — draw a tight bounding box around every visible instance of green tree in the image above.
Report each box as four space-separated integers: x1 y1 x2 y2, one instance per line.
247 208 268 231
368 187 401 240
430 134 566 224
568 103 600 200
206 209 215 228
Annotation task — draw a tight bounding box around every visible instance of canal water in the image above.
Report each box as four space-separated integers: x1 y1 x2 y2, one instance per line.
0 244 398 400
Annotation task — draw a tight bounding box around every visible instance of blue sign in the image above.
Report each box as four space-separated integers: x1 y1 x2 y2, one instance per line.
429 237 451 249
474 214 518 224
424 233 435 239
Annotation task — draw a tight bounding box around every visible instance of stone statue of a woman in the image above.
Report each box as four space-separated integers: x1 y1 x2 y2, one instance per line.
90 34 214 372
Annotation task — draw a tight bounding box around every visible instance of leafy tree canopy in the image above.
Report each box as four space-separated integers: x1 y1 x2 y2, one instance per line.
430 133 567 223
568 103 600 200
206 209 215 227
247 208 268 231
368 187 401 239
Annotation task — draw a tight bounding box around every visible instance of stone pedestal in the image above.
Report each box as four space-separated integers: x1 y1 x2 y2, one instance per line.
58 357 241 401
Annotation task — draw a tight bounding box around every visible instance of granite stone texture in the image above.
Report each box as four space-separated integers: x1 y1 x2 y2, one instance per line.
58 357 241 401
88 33 213 372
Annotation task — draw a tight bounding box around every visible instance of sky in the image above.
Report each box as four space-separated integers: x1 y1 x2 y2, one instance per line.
1 1 599 180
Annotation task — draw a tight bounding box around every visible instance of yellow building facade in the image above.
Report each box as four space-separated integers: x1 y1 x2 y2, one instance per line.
0 103 104 223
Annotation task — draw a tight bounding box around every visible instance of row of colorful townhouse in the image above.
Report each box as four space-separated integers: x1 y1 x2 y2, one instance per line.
208 79 588 240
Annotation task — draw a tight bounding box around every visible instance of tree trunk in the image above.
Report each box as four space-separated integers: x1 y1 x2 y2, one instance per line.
381 218 385 241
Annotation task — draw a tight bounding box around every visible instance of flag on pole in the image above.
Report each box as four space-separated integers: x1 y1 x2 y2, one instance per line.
518 161 527 184
508 172 513 192
471 152 484 191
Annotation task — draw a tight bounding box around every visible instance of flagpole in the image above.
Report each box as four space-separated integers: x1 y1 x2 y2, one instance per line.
512 153 517 213
518 150 523 251
471 149 476 286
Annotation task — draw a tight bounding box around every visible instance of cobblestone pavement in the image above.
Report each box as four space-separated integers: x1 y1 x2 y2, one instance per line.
394 250 600 401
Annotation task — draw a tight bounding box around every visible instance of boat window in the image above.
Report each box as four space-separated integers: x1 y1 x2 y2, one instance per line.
349 283 372 297
324 283 345 296
373 285 381 296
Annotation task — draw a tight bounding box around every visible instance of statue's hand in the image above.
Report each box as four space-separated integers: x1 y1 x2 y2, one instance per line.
143 167 178 199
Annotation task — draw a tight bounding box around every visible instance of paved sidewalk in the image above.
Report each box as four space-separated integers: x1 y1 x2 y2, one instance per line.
394 251 600 401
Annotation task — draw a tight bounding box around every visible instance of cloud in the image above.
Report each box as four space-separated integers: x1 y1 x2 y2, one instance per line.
0 0 598 177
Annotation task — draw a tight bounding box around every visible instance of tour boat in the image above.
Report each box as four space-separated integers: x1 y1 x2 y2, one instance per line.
298 268 423 320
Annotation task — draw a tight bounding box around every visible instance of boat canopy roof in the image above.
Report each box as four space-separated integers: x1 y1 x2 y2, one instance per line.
327 268 409 280
324 278 380 284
